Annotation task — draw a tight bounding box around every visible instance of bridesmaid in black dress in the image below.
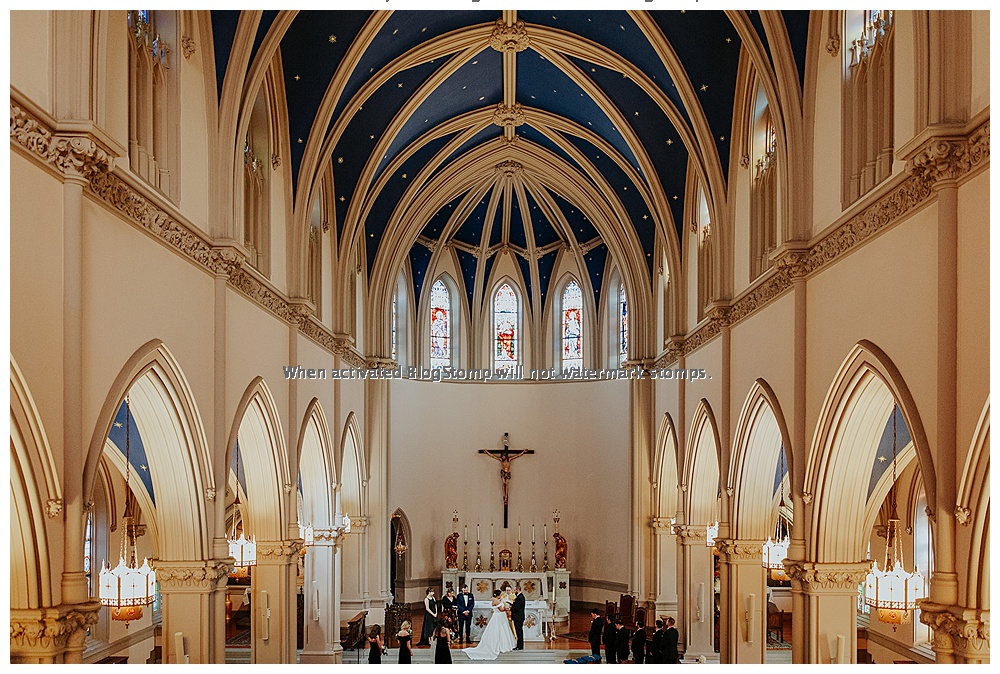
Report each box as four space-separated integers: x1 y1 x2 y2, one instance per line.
433 624 452 664
367 625 383 664
396 621 413 664
418 588 437 645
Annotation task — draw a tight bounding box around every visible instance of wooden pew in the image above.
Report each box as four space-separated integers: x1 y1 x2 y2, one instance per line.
339 611 368 651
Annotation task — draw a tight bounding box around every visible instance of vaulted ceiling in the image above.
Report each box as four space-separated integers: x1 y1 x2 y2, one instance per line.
212 9 810 312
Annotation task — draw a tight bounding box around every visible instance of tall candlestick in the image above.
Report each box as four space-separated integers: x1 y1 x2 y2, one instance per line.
465 524 468 541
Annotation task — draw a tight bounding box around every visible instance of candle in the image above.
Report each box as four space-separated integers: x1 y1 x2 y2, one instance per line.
477 523 480 540
491 523 494 542
544 523 547 541
532 524 535 544
465 524 468 541
518 523 521 542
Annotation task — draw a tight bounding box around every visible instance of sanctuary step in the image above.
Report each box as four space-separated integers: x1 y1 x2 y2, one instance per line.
390 647 591 664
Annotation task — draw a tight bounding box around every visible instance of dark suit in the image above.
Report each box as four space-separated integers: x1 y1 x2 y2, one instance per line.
455 592 475 643
663 626 679 664
616 627 630 662
602 622 618 664
588 616 605 657
648 628 665 663
631 628 646 664
511 592 526 649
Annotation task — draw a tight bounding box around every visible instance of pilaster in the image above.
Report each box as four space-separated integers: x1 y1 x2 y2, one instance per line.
251 540 301 663
674 525 716 660
154 558 232 663
784 560 870 663
716 539 766 663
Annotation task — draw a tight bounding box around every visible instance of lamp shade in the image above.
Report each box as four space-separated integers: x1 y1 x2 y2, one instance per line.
99 557 156 608
229 533 257 567
864 560 925 625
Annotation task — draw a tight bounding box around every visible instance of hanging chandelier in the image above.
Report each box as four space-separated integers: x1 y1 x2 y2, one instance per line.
864 405 925 628
299 521 315 546
762 446 791 581
394 532 408 559
228 446 256 578
705 521 719 547
99 397 156 624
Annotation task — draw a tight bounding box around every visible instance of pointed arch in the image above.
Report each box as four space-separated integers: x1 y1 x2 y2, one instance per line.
804 340 935 562
390 507 414 587
226 377 290 541
653 413 680 519
83 340 213 560
297 399 335 529
728 379 794 540
10 357 59 610
958 398 989 610
338 411 365 520
490 276 523 372
684 400 722 526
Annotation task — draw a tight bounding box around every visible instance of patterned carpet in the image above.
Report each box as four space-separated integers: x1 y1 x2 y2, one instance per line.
226 629 251 647
558 631 592 643
767 635 792 650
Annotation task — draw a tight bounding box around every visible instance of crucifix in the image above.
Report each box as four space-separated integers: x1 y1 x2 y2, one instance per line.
478 432 534 528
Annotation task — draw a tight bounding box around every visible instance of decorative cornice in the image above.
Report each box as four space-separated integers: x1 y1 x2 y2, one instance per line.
715 539 764 562
11 104 113 179
10 601 101 655
492 102 525 128
489 18 530 53
782 560 870 591
153 559 232 589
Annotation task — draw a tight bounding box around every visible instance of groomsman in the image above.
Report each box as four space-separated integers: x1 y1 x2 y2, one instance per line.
588 609 605 658
615 618 630 663
631 624 647 664
648 619 666 663
602 614 618 664
663 617 680 664
455 584 475 644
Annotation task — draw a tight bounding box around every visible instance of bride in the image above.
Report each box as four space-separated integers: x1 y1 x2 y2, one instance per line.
463 590 516 660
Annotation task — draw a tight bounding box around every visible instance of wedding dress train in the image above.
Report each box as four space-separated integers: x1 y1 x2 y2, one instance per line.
463 601 516 660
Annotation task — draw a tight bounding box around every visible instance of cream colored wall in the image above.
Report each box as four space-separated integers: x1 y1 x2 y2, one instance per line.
388 378 629 595
178 26 213 231
10 11 52 112
970 11 990 115
99 12 129 154
892 11 918 173
809 16 844 237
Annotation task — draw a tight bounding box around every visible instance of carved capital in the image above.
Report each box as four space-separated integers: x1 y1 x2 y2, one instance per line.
495 159 523 179
782 560 871 591
208 246 244 276
650 517 674 533
773 248 812 281
825 34 841 57
181 35 196 59
11 104 113 179
918 601 991 656
907 136 971 187
256 540 304 563
154 559 232 589
271 153 281 170
672 524 706 541
715 538 764 562
489 18 530 53
492 102 525 128
10 601 101 659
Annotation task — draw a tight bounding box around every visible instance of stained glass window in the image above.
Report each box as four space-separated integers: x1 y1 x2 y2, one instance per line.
84 512 93 636
430 280 450 368
391 295 397 361
562 281 583 372
494 283 518 372
619 282 629 368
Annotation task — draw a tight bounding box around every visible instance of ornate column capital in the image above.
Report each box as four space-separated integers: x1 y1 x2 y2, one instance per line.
650 517 674 533
9 601 101 661
715 538 764 563
781 560 871 592
906 136 971 187
154 558 233 590
256 540 305 565
672 524 707 543
10 103 114 180
495 159 524 179
917 600 991 659
492 102 525 128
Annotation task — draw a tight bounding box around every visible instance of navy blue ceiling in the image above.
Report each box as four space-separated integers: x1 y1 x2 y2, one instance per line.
211 9 812 310
107 402 156 505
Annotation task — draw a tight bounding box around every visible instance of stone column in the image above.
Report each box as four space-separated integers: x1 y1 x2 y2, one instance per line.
919 602 990 664
155 559 231 663
340 519 368 617
629 374 655 602
716 539 766 663
675 525 715 660
9 602 101 663
651 517 679 617
784 560 870 663
364 378 393 626
299 530 339 663
252 541 301 663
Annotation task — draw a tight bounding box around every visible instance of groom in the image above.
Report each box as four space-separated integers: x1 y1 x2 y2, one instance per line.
511 584 526 650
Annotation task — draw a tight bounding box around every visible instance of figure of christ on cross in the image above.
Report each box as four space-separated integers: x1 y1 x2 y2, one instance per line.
478 432 534 528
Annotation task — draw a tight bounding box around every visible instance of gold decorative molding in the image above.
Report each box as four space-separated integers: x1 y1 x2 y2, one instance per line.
256 540 304 562
9 602 101 658
492 102 525 128
11 104 113 179
153 559 232 589
45 499 63 518
181 35 196 59
672 524 706 540
495 159 524 179
489 18 530 53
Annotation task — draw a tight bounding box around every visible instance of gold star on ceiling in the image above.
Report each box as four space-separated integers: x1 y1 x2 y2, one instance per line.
370 135 374 140
720 136 726 141
726 37 732 43
294 75 300 81
114 421 122 428
337 157 343 164
878 455 887 463
402 174 407 179
700 84 708 92
642 215 649 220
339 196 345 202
672 195 678 200
397 83 403 88
140 464 147 471
666 138 673 145
297 138 303 143
328 35 336 43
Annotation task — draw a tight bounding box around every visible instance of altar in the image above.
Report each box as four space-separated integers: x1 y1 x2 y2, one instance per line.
441 570 571 642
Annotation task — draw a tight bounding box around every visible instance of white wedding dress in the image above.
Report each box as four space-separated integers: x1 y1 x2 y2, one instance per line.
463 600 516 660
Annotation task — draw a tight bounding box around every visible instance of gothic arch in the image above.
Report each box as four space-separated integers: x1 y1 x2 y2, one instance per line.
958 399 989 610
297 399 335 529
390 508 414 592
10 358 60 610
728 379 794 540
684 400 722 526
83 340 214 561
338 411 366 519
803 340 935 562
226 377 291 542
653 412 680 519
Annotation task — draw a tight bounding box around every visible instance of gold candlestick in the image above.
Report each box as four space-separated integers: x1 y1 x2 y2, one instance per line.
489 540 496 572
543 538 549 571
475 540 482 572
517 539 523 572
462 539 469 571
530 541 537 572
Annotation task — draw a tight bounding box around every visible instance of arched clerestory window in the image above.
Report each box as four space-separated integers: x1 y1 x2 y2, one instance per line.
561 280 583 373
430 279 451 369
493 282 519 373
